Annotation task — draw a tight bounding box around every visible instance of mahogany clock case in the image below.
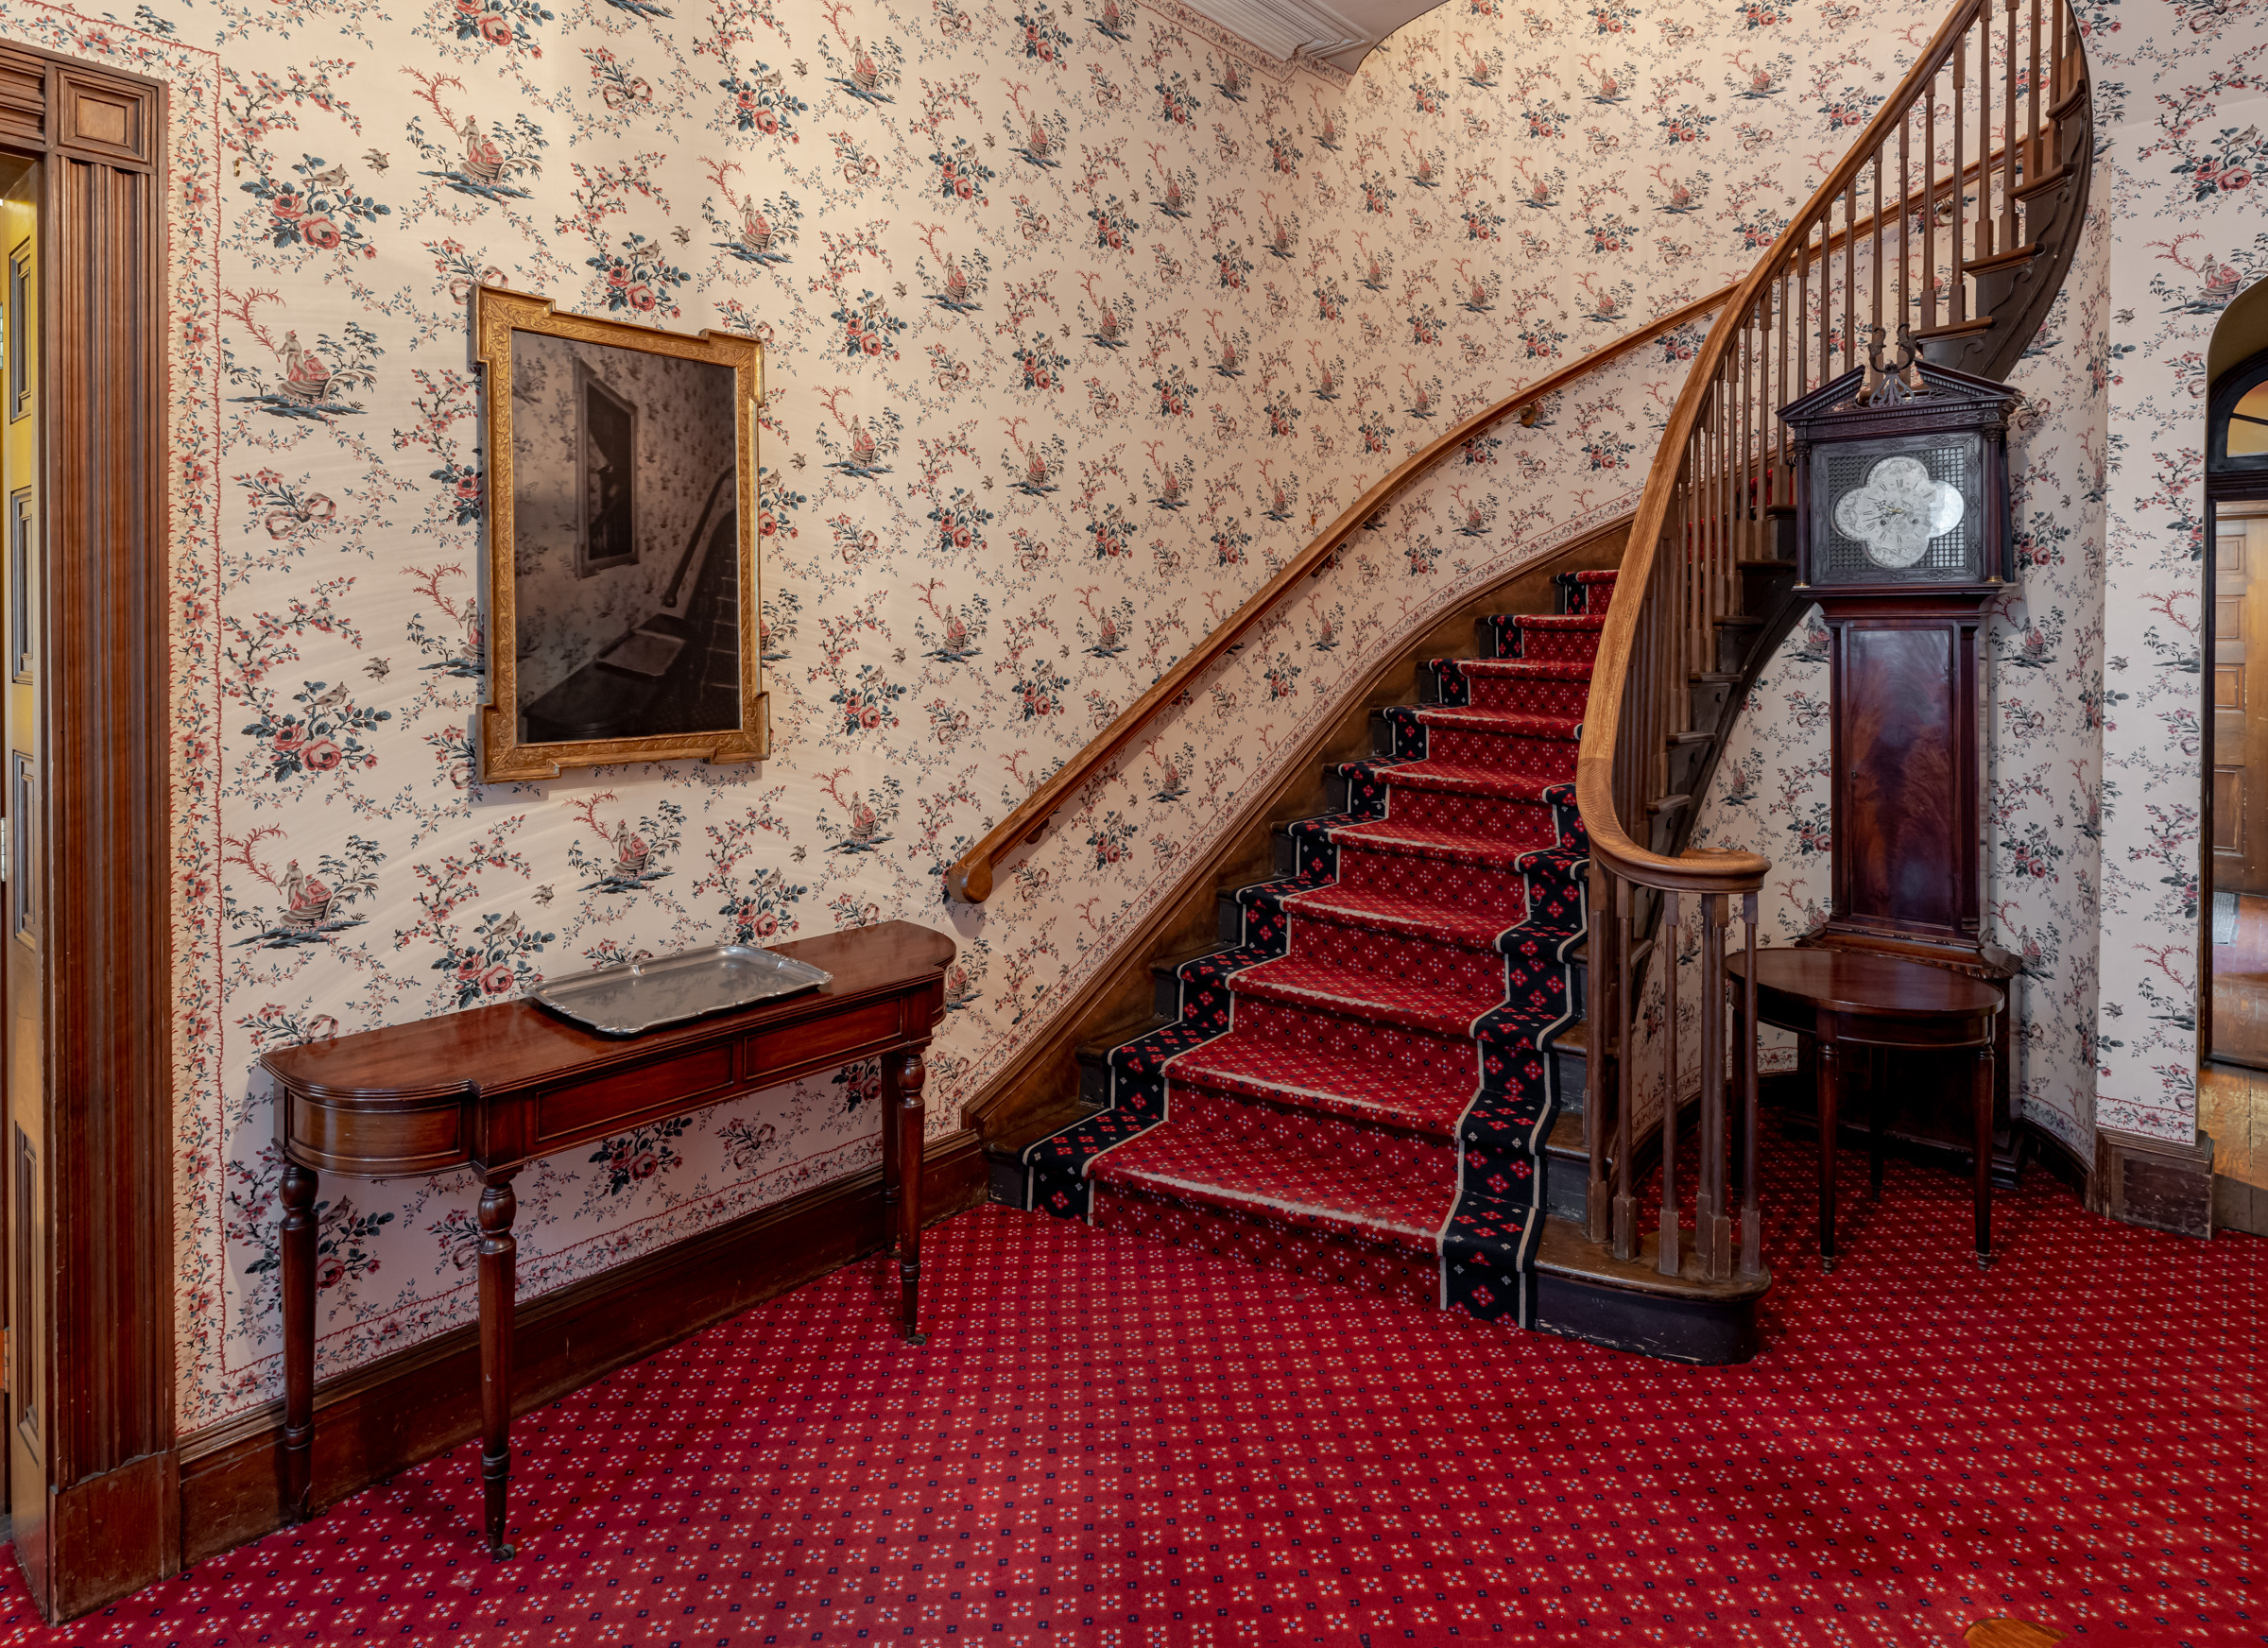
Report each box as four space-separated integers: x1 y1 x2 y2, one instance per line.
1775 359 2026 1184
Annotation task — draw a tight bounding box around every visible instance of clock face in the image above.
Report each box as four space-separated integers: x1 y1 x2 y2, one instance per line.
1832 454 1967 569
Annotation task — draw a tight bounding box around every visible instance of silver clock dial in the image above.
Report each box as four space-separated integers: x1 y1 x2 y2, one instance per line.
1832 454 1966 569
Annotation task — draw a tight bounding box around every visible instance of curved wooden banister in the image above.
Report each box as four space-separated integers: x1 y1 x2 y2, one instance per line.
1575 0 2002 894
943 286 1730 904
1574 0 2090 1280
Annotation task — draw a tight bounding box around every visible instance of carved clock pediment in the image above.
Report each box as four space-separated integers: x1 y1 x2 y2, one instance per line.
1782 358 2020 601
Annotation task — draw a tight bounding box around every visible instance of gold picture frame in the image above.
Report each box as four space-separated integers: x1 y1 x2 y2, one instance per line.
475 285 767 782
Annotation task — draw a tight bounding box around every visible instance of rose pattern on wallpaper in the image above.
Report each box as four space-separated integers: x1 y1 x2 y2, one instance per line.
2087 3 2268 1142
51 0 2257 1436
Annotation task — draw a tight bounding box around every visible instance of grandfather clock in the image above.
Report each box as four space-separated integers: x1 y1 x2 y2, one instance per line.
1779 337 2023 1182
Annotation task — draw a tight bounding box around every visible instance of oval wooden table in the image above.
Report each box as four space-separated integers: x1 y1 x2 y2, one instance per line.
1727 948 2002 1271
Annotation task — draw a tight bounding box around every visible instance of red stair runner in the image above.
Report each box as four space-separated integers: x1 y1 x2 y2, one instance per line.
1025 568 1616 1321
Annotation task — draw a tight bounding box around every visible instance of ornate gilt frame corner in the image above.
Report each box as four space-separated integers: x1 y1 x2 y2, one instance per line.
473 284 768 784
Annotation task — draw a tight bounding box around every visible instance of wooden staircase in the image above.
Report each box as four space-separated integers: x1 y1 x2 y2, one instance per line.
968 0 2095 1364
991 547 1786 1364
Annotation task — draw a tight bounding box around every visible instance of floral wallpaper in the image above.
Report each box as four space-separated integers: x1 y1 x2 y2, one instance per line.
507 332 742 703
2086 0 2268 1143
0 0 2019 1432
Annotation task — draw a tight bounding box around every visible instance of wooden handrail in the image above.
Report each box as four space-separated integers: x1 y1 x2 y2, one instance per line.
943 287 1758 902
1573 0 2000 894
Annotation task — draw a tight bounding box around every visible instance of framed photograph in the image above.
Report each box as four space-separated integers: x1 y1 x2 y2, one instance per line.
475 285 767 781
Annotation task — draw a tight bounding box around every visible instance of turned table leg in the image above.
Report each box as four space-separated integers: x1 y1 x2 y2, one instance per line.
1816 1038 1841 1272
896 1049 927 1345
1973 1042 1995 1269
478 1172 521 1560
280 1160 318 1526
1868 1047 1886 1196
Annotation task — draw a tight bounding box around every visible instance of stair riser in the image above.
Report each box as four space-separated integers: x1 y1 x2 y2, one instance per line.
1155 1082 1458 1180
1332 842 1530 928
1542 1147 1588 1223
1458 676 1590 716
1282 907 1504 997
1511 628 1601 664
1380 784 1558 846
1416 726 1580 778
1741 563 1797 620
1552 1043 1585 1112
1666 739 1709 798
1717 626 1751 676
1091 1182 1439 1309
1556 572 1619 617
1216 992 1479 1090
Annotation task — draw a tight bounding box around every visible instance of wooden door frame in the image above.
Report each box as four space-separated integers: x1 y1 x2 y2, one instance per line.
0 43 177 1620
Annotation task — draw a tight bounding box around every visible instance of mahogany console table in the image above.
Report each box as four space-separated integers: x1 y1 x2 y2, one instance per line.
261 919 954 1560
1727 947 2001 1272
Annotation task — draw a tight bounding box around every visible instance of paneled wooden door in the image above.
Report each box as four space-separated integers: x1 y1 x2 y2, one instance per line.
0 149 31 1533
2209 512 2268 890
0 43 179 1620
2206 502 2268 1069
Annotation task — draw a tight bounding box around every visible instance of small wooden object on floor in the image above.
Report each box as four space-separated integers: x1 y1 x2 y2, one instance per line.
1964 1618 2068 1647
1728 948 2001 1270
261 920 954 1560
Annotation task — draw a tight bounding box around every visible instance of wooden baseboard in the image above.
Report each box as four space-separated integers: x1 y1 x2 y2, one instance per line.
2093 1125 2213 1238
2020 1119 2094 1203
176 1129 987 1568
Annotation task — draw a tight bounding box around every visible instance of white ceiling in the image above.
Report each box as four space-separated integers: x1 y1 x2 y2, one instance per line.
1177 0 1439 75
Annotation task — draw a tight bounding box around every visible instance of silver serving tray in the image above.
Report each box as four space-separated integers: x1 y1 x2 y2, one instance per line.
531 945 832 1037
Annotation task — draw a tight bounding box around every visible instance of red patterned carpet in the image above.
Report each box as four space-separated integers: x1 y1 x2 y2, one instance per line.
0 1141 2259 1646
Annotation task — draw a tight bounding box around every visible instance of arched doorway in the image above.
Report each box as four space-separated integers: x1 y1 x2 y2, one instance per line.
2199 318 2268 1232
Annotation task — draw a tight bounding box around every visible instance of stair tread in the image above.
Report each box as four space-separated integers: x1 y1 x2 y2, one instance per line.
1913 315 1995 340
1168 1029 1472 1137
1285 882 1512 948
1567 936 1652 967
989 1094 1108 1155
1508 613 1606 632
2013 162 2072 200
1332 815 1559 868
1228 953 1504 1036
1415 705 1583 738
1092 1124 1452 1247
1151 938 1236 978
1378 756 1563 802
1533 1213 1771 1300
1966 240 2040 275
1456 658 1595 680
